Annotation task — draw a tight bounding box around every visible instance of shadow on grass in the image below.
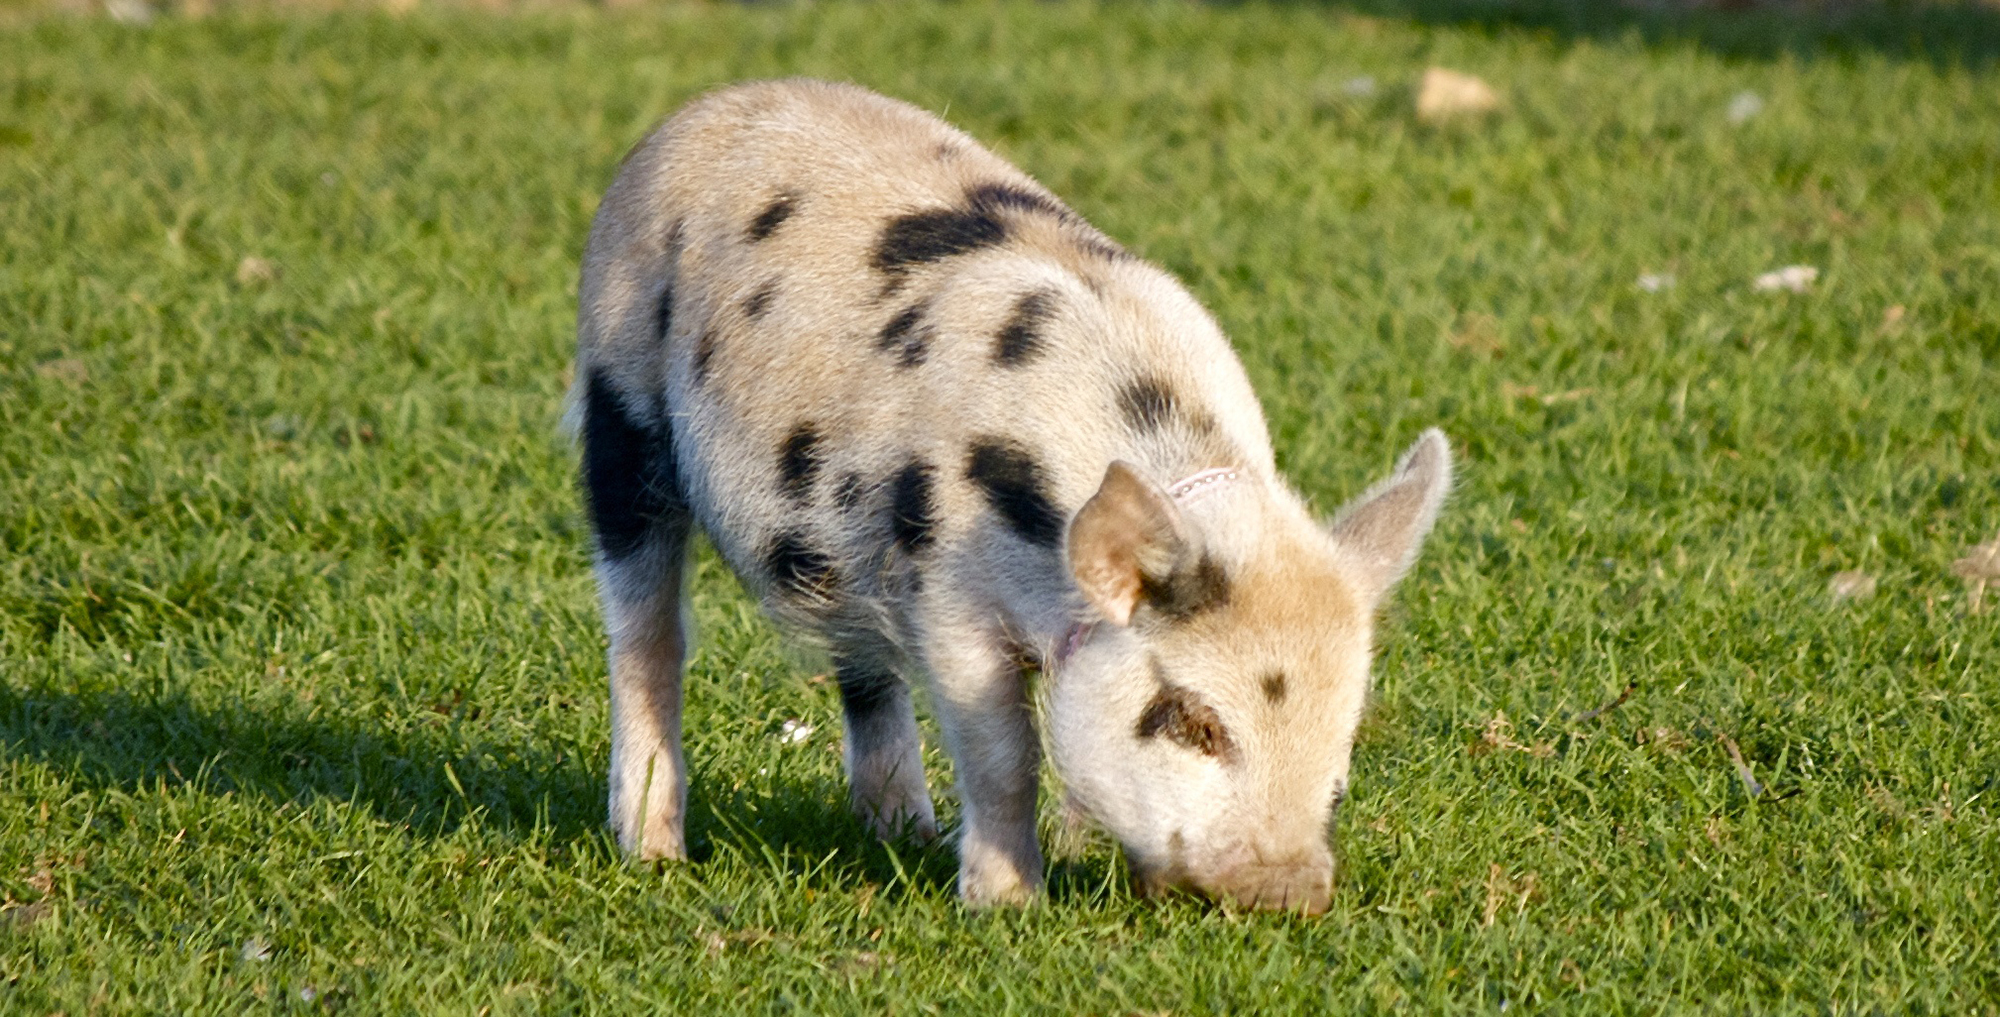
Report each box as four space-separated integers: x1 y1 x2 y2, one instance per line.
1255 0 2000 67
0 682 983 897
1 683 605 838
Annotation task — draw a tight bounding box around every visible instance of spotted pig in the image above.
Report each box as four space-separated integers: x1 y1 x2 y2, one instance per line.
571 79 1452 911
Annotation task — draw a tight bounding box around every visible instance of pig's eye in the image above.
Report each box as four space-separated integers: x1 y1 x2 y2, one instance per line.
1134 682 1236 761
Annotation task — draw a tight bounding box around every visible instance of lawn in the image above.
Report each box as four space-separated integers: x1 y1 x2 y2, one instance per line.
2 1 1998 1012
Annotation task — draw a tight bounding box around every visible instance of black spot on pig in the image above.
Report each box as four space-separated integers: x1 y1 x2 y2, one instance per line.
766 530 836 599
967 182 1072 222
966 438 1063 548
1261 671 1288 704
1139 552 1232 623
889 460 937 552
779 425 824 501
743 279 778 320
995 290 1056 366
747 194 794 242
1119 376 1217 436
834 655 900 721
879 304 935 367
873 206 1006 281
1136 667 1236 760
1076 234 1128 261
581 369 683 561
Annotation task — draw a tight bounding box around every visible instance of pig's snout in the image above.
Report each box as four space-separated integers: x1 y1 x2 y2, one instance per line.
1146 842 1334 915
1202 856 1333 915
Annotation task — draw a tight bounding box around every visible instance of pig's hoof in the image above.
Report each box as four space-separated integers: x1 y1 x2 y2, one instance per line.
866 812 940 844
615 813 689 863
959 873 1037 908
631 839 689 864
856 794 939 844
957 845 1041 907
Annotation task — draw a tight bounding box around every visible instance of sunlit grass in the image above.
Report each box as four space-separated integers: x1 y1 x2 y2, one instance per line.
2 3 1997 1012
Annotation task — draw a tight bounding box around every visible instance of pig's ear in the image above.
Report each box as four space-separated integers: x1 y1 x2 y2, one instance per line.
1067 461 1192 627
1326 428 1452 605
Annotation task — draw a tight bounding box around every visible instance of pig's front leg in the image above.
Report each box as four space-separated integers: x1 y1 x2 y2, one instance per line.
919 612 1043 906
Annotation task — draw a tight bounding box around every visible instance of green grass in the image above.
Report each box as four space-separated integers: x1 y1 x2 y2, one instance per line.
4 2 1998 1012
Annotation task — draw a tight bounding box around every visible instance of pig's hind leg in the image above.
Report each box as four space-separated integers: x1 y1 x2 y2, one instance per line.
580 371 695 862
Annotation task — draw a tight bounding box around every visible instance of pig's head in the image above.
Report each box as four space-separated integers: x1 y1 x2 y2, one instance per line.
1048 429 1451 914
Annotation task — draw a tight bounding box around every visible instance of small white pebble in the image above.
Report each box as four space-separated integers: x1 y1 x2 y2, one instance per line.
240 937 272 962
1342 75 1377 98
1952 533 2000 614
1637 273 1675 293
299 987 319 1003
104 0 155 24
1416 67 1502 122
779 719 814 744
1752 265 1817 293
1829 570 1876 603
1726 91 1764 124
236 255 279 286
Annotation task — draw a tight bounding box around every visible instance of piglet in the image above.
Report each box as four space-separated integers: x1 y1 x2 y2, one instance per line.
572 79 1451 911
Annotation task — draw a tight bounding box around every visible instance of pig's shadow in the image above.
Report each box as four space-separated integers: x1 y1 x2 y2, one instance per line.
0 688 968 892
1 685 1129 901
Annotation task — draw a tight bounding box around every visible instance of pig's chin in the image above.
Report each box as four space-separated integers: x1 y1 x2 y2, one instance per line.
1061 769 1228 892
1112 819 1239 904
1123 818 1337 915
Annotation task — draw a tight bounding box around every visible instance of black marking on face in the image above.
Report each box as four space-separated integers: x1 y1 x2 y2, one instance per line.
965 438 1063 548
834 472 865 513
1119 376 1218 436
580 369 683 561
1136 663 1236 760
779 425 824 501
747 194 794 242
692 329 719 386
994 289 1056 366
873 206 1006 281
878 304 935 368
889 459 938 552
1261 671 1288 704
766 530 836 598
834 655 901 721
1139 551 1232 623
966 181 1072 222
742 279 778 320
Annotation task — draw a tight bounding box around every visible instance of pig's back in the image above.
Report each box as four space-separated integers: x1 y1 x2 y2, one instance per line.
577 79 1273 628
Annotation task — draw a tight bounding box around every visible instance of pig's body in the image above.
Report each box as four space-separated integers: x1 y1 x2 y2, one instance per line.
573 79 1450 910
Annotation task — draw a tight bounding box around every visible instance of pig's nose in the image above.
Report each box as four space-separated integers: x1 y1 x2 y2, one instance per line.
1202 859 1332 915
